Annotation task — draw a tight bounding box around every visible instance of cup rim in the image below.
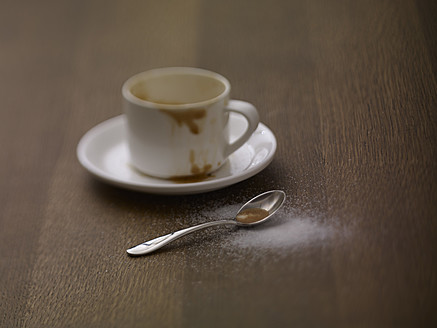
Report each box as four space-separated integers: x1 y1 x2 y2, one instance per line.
122 67 231 110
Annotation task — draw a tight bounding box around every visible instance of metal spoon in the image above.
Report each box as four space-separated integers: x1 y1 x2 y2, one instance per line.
126 190 286 256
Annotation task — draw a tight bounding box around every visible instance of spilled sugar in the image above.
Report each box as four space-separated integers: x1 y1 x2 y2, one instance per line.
228 211 335 250
186 202 348 255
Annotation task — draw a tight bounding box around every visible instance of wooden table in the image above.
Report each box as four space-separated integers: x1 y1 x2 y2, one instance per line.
1 0 436 326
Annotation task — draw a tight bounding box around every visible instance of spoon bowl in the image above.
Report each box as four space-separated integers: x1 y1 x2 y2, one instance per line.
127 190 286 256
235 190 286 226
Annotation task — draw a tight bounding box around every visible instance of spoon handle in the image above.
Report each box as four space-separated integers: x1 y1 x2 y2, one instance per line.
126 219 237 256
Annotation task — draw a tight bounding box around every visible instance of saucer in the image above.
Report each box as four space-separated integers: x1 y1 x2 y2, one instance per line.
77 114 277 195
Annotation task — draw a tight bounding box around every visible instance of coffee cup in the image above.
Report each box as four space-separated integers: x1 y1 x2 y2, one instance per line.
122 67 259 179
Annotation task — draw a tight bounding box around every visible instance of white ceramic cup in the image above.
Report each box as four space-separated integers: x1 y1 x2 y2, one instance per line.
122 67 259 179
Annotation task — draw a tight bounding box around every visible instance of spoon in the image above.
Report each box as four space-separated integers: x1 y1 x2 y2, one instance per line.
126 190 286 256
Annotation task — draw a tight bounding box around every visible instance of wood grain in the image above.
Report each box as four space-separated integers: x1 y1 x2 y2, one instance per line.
0 0 436 327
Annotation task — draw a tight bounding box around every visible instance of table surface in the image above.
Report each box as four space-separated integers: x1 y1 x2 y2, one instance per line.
1 0 436 327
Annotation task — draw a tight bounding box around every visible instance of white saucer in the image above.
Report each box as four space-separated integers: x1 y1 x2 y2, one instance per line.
77 114 277 195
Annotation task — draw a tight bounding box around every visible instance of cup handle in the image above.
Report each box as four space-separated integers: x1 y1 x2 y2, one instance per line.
223 100 259 158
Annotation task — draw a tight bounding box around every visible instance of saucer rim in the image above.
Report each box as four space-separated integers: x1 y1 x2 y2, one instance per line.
77 115 277 194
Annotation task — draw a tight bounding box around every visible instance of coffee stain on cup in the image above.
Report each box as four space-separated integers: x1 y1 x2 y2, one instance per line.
161 108 206 134
167 150 213 183
189 149 212 176
190 163 212 176
130 162 214 184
